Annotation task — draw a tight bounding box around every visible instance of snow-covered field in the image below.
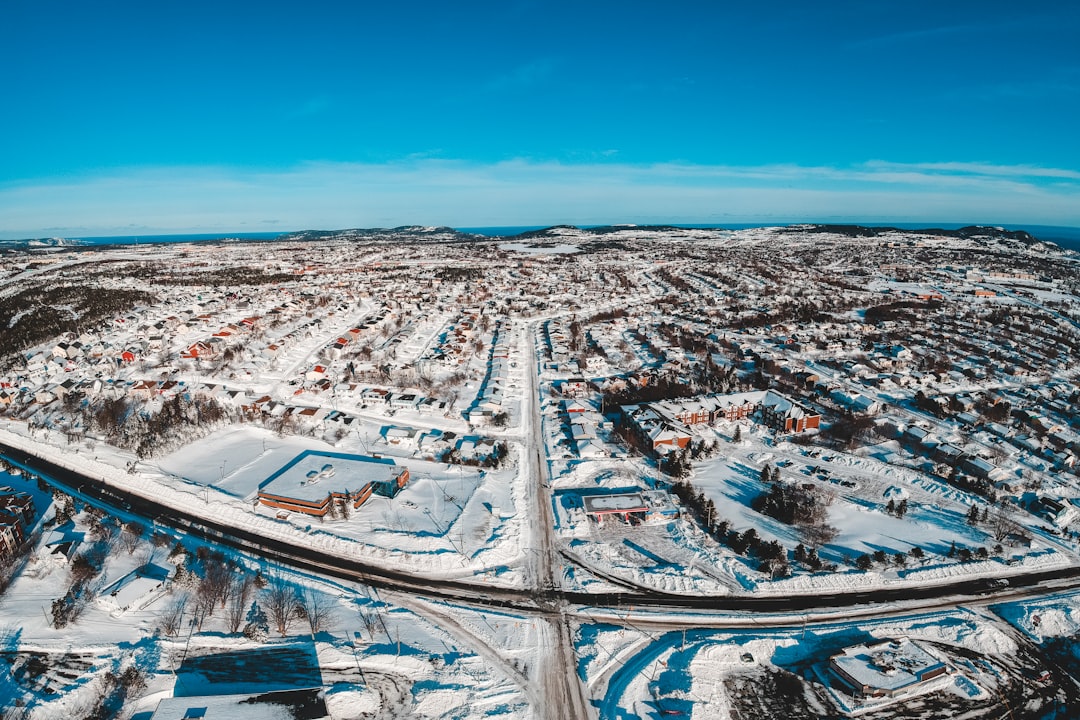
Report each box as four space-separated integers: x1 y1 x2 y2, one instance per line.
1 419 532 588
547 420 1070 598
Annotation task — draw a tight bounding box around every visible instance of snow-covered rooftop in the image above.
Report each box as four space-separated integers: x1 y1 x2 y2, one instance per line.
831 637 947 694
258 450 401 503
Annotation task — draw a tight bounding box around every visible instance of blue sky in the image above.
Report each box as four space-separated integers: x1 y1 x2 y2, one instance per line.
2 0 1079 237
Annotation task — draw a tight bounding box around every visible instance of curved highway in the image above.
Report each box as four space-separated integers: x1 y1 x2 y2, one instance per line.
5 442 1080 616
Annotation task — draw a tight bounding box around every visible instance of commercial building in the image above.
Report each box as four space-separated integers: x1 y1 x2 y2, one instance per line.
256 451 409 518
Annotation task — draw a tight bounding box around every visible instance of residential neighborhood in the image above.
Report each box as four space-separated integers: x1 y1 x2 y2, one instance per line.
0 223 1079 719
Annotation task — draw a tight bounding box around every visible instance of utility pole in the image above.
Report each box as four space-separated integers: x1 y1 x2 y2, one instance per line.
351 631 367 687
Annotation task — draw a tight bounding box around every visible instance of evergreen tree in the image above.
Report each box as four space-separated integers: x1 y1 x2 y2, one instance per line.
243 600 269 641
732 425 742 443
886 499 896 515
897 498 908 518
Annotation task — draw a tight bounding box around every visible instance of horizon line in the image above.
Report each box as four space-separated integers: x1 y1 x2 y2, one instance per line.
4 158 1080 239
7 220 1080 245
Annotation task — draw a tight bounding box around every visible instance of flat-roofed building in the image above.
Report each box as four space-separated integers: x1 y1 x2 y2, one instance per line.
830 637 950 699
582 493 649 522
256 451 409 517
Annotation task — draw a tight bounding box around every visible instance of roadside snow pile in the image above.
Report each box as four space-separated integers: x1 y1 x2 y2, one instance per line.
871 612 1018 656
996 594 1080 641
755 569 885 595
901 549 1068 585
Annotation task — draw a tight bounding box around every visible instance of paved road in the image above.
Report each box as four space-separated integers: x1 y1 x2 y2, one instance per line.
7 438 1080 720
523 322 595 720
4 440 1080 615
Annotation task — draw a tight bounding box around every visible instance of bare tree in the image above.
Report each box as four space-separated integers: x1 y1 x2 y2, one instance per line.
263 574 301 636
193 579 218 632
202 557 235 610
991 504 1026 543
357 607 380 639
799 522 838 549
297 588 335 635
120 521 144 554
225 574 254 634
159 594 188 637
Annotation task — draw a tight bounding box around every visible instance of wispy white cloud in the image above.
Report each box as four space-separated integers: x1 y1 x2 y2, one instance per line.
847 22 988 50
863 160 1080 181
1 158 1078 238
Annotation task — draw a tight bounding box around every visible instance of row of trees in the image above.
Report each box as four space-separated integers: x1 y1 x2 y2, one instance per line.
68 392 232 459
162 547 334 639
439 440 509 469
855 546 924 570
671 479 790 577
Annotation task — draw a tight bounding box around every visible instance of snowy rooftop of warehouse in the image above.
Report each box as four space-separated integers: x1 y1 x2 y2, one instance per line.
583 493 647 514
831 637 946 693
258 450 401 503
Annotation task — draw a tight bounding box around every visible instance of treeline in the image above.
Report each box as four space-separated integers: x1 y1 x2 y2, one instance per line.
864 300 938 324
123 262 297 286
751 465 839 548
671 479 789 577
603 362 742 409
69 392 232 459
0 284 156 365
436 267 484 281
728 299 834 329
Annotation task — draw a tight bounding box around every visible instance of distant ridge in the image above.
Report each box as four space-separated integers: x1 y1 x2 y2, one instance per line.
2 223 1075 252
278 226 481 243
501 224 696 240
782 224 1040 244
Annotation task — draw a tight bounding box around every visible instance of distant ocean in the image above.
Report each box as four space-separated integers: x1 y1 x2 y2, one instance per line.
9 224 1080 252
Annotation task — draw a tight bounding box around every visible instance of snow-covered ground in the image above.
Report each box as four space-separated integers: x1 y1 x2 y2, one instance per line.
0 472 534 719
575 608 1025 718
2 227 1079 718
546 419 1070 597
1 420 532 588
